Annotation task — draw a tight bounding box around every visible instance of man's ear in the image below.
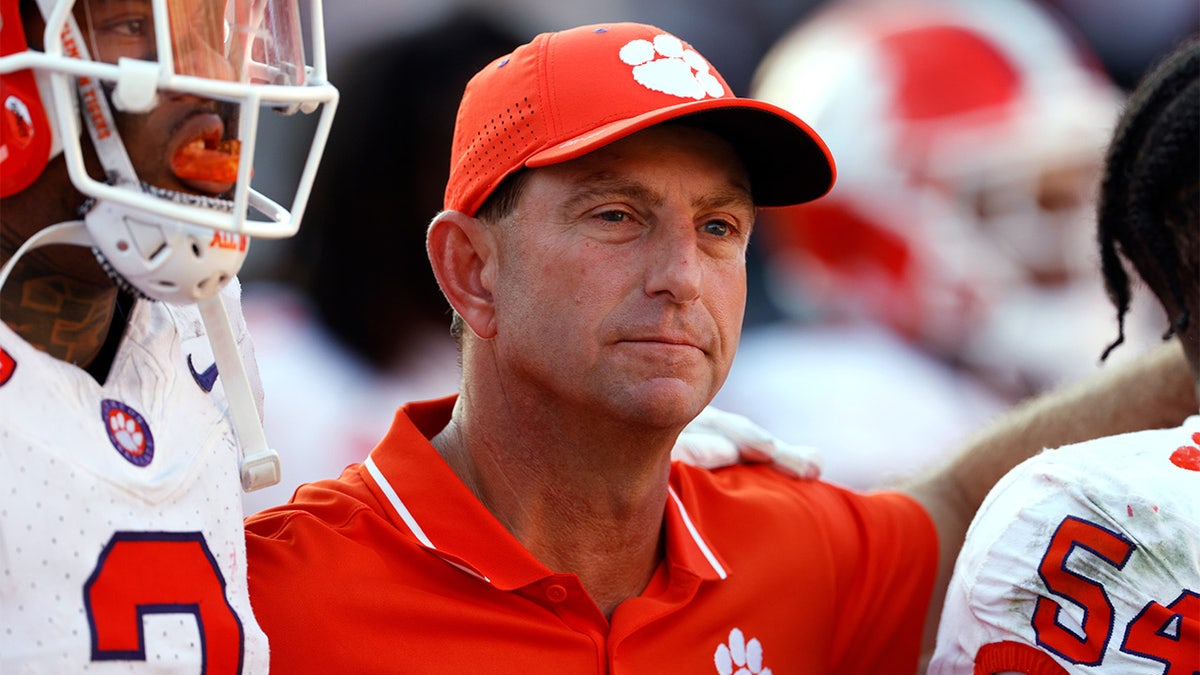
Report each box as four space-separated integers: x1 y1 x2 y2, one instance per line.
427 210 498 339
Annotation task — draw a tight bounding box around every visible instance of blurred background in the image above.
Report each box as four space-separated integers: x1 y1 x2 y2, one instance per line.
240 0 1199 511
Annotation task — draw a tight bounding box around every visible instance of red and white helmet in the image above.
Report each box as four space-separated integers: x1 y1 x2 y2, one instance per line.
0 0 338 303
751 0 1122 370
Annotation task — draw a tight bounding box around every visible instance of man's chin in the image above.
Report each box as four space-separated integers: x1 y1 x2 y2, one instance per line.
616 379 713 429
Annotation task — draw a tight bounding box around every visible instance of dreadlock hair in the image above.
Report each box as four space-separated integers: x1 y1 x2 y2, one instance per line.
1097 39 1200 362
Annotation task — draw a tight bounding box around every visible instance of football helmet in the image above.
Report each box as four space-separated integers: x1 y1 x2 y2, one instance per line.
750 0 1123 391
1 0 338 303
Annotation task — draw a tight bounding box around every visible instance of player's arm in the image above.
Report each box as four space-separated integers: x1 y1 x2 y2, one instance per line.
900 341 1197 664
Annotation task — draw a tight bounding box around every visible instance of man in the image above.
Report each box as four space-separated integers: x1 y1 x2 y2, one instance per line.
243 23 1195 673
929 39 1199 673
0 0 336 669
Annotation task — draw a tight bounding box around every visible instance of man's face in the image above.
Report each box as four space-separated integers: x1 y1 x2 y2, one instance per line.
487 124 755 429
79 0 239 196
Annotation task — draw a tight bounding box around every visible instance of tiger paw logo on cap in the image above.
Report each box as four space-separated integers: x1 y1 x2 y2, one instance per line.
619 34 726 100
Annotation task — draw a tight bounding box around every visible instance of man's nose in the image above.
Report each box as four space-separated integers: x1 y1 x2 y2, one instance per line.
644 221 702 304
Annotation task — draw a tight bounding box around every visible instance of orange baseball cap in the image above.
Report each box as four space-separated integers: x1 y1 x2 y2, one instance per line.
443 22 836 216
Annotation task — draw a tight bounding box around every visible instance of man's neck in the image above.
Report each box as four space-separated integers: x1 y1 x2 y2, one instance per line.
1 161 125 374
0 267 121 370
432 397 675 619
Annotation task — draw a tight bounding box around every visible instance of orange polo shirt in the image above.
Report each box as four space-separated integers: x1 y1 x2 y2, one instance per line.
245 396 937 673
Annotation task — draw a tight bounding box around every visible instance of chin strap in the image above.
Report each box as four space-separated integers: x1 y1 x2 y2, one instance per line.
197 292 281 492
0 220 92 292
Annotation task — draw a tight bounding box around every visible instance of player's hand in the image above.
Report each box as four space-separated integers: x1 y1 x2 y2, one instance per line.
672 406 822 479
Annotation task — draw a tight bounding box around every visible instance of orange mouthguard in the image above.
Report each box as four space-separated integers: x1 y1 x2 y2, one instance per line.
170 137 242 183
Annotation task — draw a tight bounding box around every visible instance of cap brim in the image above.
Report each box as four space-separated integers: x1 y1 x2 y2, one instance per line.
525 97 836 207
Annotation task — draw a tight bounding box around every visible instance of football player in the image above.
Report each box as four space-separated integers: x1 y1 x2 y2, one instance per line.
930 38 1199 673
0 0 337 669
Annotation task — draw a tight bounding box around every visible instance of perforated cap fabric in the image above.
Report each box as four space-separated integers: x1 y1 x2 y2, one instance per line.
443 23 836 216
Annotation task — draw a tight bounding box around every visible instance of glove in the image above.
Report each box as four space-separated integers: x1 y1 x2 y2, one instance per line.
672 405 822 479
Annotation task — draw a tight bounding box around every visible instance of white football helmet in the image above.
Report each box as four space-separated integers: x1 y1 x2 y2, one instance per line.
1 0 338 303
750 0 1125 393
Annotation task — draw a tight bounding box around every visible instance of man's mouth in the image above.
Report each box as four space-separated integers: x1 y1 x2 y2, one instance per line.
170 130 241 186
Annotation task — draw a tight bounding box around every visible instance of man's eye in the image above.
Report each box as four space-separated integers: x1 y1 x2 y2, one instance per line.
98 17 149 38
597 210 629 223
702 220 731 237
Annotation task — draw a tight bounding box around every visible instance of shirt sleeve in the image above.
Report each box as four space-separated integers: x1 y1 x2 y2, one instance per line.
825 488 940 673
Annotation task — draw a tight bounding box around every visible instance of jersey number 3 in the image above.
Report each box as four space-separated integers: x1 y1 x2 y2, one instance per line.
84 531 245 674
1029 515 1198 673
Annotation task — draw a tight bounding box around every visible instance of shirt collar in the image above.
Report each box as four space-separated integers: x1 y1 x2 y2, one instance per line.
362 396 729 589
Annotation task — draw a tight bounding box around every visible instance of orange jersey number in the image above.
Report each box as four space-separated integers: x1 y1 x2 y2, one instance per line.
84 531 246 673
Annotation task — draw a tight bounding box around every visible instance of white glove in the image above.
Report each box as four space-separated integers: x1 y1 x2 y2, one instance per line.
672 405 822 479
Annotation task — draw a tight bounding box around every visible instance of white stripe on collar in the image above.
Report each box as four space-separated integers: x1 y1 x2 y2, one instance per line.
364 455 489 582
668 486 728 579
365 455 434 547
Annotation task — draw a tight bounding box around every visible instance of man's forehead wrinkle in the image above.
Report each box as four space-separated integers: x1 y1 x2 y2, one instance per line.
557 170 755 215
559 171 661 211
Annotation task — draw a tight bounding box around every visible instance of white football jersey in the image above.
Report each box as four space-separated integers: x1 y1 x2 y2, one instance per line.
930 416 1200 674
0 281 269 673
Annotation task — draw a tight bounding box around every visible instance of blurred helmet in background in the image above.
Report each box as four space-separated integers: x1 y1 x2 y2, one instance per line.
751 0 1124 392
